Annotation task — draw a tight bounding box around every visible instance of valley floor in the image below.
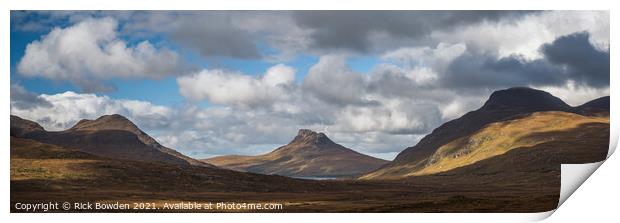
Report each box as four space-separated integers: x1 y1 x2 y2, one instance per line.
11 175 559 213
11 142 560 213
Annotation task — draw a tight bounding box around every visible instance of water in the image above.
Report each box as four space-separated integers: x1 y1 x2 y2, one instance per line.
292 176 338 180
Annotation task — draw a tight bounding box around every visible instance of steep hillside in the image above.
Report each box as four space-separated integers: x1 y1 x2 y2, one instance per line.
361 111 609 179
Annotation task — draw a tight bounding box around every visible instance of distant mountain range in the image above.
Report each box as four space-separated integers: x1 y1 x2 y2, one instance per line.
203 129 388 178
361 87 610 179
10 87 610 180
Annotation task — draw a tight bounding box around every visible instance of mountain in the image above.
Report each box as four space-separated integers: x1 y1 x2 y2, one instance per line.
575 96 610 116
361 111 609 179
203 129 388 178
68 114 209 166
362 87 608 179
10 115 45 137
10 114 212 167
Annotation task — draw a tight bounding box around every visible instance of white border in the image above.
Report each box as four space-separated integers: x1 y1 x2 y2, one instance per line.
1 1 617 223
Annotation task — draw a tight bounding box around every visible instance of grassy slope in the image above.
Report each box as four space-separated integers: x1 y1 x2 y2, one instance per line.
361 111 609 179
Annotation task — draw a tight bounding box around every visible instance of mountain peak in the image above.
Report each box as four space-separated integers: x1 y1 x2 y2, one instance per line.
291 129 333 145
69 114 162 148
481 87 570 111
70 114 138 132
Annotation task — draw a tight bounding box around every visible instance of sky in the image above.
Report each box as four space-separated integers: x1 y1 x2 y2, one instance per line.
9 11 610 160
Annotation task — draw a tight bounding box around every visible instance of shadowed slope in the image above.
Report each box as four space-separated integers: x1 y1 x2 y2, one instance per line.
574 96 610 116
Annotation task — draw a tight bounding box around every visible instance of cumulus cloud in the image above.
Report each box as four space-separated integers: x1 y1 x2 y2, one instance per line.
333 100 442 135
17 17 183 92
366 43 468 99
177 64 296 107
302 55 367 105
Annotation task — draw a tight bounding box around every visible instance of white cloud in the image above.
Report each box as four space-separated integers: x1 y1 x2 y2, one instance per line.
433 11 610 59
379 43 467 85
10 91 173 131
263 64 297 86
302 55 366 105
535 80 610 106
17 17 182 92
333 99 441 134
177 64 296 108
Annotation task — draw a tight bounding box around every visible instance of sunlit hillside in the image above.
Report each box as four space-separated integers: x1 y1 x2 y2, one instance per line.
361 111 609 179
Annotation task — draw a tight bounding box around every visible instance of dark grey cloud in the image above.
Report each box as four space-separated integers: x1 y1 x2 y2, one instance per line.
113 11 263 59
541 32 610 87
441 31 609 90
10 84 52 110
292 11 535 52
442 53 563 89
168 12 262 59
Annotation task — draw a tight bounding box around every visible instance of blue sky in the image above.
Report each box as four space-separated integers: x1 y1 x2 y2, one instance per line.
9 11 610 160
